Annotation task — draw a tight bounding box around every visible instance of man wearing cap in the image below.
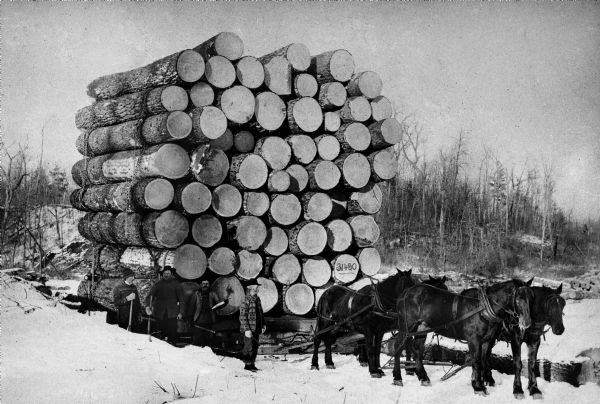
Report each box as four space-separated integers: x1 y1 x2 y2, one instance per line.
190 280 220 347
145 266 184 344
112 266 141 331
239 279 266 371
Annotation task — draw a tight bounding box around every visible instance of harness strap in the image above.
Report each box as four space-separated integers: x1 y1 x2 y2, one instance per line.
478 287 502 323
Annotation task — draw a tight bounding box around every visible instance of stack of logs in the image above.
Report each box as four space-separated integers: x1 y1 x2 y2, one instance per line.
73 32 400 318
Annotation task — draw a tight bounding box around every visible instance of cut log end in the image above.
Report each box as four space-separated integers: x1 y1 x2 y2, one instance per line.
189 82 215 107
370 96 393 121
243 192 270 216
161 86 189 111
284 283 314 315
236 56 265 89
143 178 175 210
262 56 292 96
228 215 267 251
262 226 288 256
302 257 332 287
329 50 355 83
370 118 402 148
286 43 311 72
205 56 236 89
347 215 380 247
326 219 353 252
211 184 242 218
257 277 278 313
237 250 263 280
332 254 360 284
340 96 371 123
268 170 291 193
270 194 302 226
208 247 237 276
272 254 301 285
234 130 255 153
323 111 341 133
153 143 191 179
288 97 323 133
230 153 268 190
219 85 255 124
192 214 222 248
174 244 207 280
255 136 292 170
213 32 244 61
190 145 229 186
178 182 212 214
289 221 327 256
308 160 341 191
166 111 193 140
347 71 383 100
211 276 244 315
336 153 371 189
176 49 206 83
315 135 341 161
357 247 381 276
254 92 286 132
369 148 398 181
286 164 309 193
294 73 318 98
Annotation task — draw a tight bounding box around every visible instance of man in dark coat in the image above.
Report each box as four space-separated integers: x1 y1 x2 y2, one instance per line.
190 280 219 347
112 267 141 331
239 279 266 371
145 266 184 344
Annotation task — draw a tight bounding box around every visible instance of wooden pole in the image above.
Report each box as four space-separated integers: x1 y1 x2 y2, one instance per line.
309 49 355 84
346 71 383 100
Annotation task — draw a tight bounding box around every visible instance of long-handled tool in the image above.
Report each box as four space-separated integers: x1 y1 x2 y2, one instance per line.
147 296 153 342
127 299 133 331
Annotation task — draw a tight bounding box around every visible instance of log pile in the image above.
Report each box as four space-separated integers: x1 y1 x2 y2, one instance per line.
72 32 400 317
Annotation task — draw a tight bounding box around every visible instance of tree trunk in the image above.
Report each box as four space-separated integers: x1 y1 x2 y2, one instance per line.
70 188 87 210
172 182 212 215
203 56 236 89
78 278 156 312
287 97 323 133
269 193 302 226
314 135 341 161
318 82 347 110
211 184 242 218
302 257 331 287
302 192 333 222
189 82 214 107
309 49 355 84
261 56 292 95
347 215 380 247
227 216 267 251
334 122 370 152
334 153 371 189
208 247 236 276
346 71 382 100
76 119 142 157
370 96 393 121
229 153 268 190
217 85 255 125
233 130 255 153
94 212 121 244
190 144 229 186
271 253 301 285
187 106 228 143
306 160 341 191
119 246 171 274
347 183 383 215
75 85 189 131
141 210 189 249
191 214 223 248
243 192 270 216
288 221 327 256
254 136 292 170
368 148 398 182
86 49 204 100
285 135 317 165
252 92 287 132
325 219 353 252
283 283 314 315
293 73 318 98
331 254 360 284
236 250 263 280
356 247 381 276
260 43 310 73
286 164 309 193
262 226 288 256
369 118 402 150
257 277 278 313
235 56 265 89
339 96 371 123
193 32 244 61
81 178 174 212
322 111 341 133
211 276 245 316
267 170 291 193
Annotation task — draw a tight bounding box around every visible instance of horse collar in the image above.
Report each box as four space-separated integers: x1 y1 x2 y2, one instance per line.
478 287 502 323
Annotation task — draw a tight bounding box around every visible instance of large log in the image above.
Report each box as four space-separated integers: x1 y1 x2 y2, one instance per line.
70 188 87 211
233 130 255 153
190 144 229 186
271 253 301 285
314 135 341 161
369 118 402 149
356 247 381 276
77 212 101 242
173 244 207 280
229 153 269 190
72 143 190 185
288 221 327 256
193 32 244 61
267 170 291 193
243 192 270 216
204 56 236 89
236 250 263 280
306 160 341 191
188 106 228 143
323 111 341 133
286 135 317 165
254 136 292 170
285 164 309 193
302 192 332 222
86 49 204 100
71 159 90 188
346 71 383 100
368 147 398 182
118 246 170 271
347 183 383 215
82 212 145 246
318 82 347 110
211 184 242 218
370 95 393 121
227 216 267 251
208 247 236 276
287 97 323 133
235 56 265 89
334 153 371 189
283 283 314 315
309 49 355 84
78 278 155 312
253 92 286 132
302 257 331 287
142 210 189 249
189 82 214 107
257 277 278 313
217 85 255 125
269 193 302 226
339 96 372 123
75 85 188 131
325 219 353 252
331 254 360 284
94 212 120 244
260 43 310 73
262 226 288 256
211 276 245 316
347 215 380 247
82 178 174 212
334 122 370 152
261 56 292 96
191 214 222 248
293 73 318 98
209 128 234 151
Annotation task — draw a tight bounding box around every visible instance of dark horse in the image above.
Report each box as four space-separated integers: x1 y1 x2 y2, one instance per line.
487 284 565 399
392 279 533 394
312 269 416 377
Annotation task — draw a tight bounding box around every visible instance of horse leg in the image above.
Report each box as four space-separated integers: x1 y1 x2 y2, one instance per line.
392 333 406 386
527 338 543 399
405 337 416 376
413 334 430 386
358 340 368 367
468 340 487 395
482 340 496 387
311 332 322 370
373 331 385 375
508 334 524 399
324 334 336 369
364 330 381 377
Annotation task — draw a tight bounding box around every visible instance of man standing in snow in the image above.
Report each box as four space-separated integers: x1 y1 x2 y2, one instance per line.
239 279 266 371
190 280 219 347
145 266 184 344
112 267 141 331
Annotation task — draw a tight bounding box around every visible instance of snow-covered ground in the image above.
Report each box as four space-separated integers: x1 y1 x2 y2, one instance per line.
1 273 599 404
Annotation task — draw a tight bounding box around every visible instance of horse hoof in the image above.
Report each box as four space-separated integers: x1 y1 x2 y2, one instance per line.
326 364 336 370
359 362 368 367
310 366 319 371
421 380 431 387
405 370 415 376
532 393 543 400
514 393 525 400
474 389 488 396
393 380 403 386
370 372 382 379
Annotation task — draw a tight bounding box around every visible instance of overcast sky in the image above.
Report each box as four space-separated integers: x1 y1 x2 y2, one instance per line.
1 2 599 220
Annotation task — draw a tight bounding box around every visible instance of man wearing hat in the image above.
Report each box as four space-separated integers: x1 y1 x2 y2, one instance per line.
112 266 141 331
189 279 220 347
239 278 266 371
145 266 184 344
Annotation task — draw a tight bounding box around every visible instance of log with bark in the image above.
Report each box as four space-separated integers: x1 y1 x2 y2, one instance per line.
369 118 402 149
261 226 288 256
254 136 292 170
286 135 317 165
287 97 323 133
261 56 292 96
285 164 309 193
187 106 228 143
368 147 398 182
334 152 371 189
356 247 381 276
204 56 236 89
309 49 355 84
236 250 263 280
252 92 287 132
78 277 156 312
81 178 175 212
189 145 229 187
87 49 205 100
314 135 341 161
318 82 347 110
271 253 301 285
288 221 327 256
257 277 278 313
347 215 380 247
189 82 214 107
293 73 318 98
306 160 341 191
331 254 360 284
235 56 265 89
208 247 237 276
302 192 332 222
75 85 189 131
243 192 270 216
269 193 302 226
141 210 190 249
209 128 234 151
323 111 341 133
347 183 383 215
267 170 291 193
339 96 372 123
370 95 393 121
217 85 255 125
260 43 310 73
211 184 242 218
191 214 223 248
227 154 267 191
193 32 244 61
283 283 314 315
70 188 87 211
346 71 383 100
325 219 353 252
119 246 172 273
334 122 371 152
227 215 267 251
302 257 331 288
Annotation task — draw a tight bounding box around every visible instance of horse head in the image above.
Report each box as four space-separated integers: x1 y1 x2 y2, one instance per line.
514 279 534 331
377 268 416 308
541 284 565 335
423 275 449 290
